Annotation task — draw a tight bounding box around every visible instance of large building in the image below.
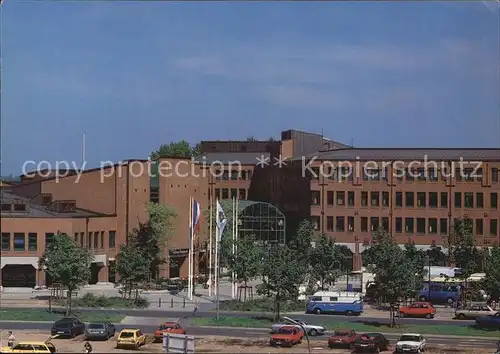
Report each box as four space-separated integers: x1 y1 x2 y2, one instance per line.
1 129 499 287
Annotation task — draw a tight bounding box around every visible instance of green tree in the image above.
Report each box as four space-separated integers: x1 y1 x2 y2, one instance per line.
425 245 447 266
225 235 263 301
38 233 94 315
310 235 344 290
116 243 151 299
444 217 477 278
287 220 314 284
483 246 500 301
151 140 201 159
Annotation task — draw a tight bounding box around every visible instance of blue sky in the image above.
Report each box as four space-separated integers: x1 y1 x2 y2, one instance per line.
1 1 499 174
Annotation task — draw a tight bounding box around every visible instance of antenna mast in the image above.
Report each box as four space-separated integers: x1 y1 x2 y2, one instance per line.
82 133 86 164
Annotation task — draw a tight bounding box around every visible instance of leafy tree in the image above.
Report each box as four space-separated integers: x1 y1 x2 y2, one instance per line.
287 220 314 280
116 243 151 299
404 242 425 272
246 136 257 142
310 235 344 290
151 140 201 159
444 217 477 278
425 245 447 266
483 246 500 301
39 233 94 315
225 235 263 301
259 245 304 321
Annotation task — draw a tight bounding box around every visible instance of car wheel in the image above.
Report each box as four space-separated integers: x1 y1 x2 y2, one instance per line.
457 313 465 319
419 296 427 302
446 298 454 305
309 329 318 336
375 345 380 353
314 308 321 315
345 310 353 316
399 312 405 318
425 313 432 319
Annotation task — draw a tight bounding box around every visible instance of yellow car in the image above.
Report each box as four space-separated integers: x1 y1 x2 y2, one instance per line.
0 341 56 353
116 329 147 349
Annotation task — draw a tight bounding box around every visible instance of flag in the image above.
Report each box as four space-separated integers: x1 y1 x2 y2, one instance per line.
191 199 201 237
216 200 227 241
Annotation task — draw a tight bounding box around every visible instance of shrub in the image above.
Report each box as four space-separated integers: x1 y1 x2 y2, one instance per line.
71 293 150 308
219 298 306 312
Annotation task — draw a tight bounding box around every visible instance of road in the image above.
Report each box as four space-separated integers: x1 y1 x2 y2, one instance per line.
4 306 473 327
0 321 497 349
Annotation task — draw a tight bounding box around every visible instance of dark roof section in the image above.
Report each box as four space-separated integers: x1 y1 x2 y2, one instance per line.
195 152 271 165
295 148 500 161
0 190 108 218
281 130 351 158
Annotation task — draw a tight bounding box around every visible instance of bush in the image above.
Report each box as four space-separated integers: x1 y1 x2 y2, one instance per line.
70 293 150 308
219 298 306 312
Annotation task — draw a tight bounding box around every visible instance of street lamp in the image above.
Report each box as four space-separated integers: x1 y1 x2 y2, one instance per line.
282 317 311 354
425 256 431 302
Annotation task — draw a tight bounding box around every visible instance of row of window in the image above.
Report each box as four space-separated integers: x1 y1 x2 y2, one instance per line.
312 191 499 209
308 167 499 183
215 169 253 181
214 188 247 200
0 231 116 252
313 216 499 237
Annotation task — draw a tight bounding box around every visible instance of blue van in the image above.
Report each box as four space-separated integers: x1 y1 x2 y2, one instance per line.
306 291 363 316
418 282 461 304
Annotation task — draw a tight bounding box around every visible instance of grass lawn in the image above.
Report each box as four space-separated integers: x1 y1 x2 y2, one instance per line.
0 308 124 323
218 299 306 313
191 316 500 338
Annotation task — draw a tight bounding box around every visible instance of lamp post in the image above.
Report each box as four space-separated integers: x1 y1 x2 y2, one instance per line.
425 256 431 302
283 317 311 354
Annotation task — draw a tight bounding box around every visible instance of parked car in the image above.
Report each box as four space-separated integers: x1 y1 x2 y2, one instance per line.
85 322 116 340
352 333 389 353
475 312 500 329
116 329 147 349
395 333 426 353
50 317 86 338
269 326 303 347
0 341 56 354
328 329 357 349
398 302 436 319
154 322 186 342
455 304 496 320
271 319 325 336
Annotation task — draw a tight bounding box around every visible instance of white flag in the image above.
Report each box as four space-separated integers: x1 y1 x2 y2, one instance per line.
216 200 227 241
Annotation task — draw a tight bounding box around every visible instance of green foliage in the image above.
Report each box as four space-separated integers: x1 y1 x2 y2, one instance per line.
310 234 344 290
115 243 150 299
425 245 447 266
225 235 263 288
287 220 314 282
69 293 150 308
444 217 477 278
483 246 500 300
38 233 94 315
151 140 201 159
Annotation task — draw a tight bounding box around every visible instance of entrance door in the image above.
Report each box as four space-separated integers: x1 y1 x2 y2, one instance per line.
1 265 36 287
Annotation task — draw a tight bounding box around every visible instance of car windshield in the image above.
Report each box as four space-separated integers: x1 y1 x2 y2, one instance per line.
120 332 135 338
159 324 175 330
278 328 293 334
399 335 420 342
334 331 349 336
54 322 72 328
356 337 374 344
88 324 104 329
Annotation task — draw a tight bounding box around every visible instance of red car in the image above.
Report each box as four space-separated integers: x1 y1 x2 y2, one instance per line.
328 329 357 349
153 322 185 342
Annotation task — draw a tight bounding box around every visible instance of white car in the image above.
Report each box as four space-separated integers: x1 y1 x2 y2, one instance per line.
271 319 325 336
395 333 426 353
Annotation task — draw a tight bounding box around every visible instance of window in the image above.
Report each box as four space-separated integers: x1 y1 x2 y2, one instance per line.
417 168 426 181
74 233 78 242
100 231 104 248
80 232 84 248
440 218 448 235
13 204 26 211
94 232 99 248
28 233 37 251
405 192 414 207
337 192 345 206
1 203 11 211
464 168 474 182
405 218 414 234
417 192 426 207
429 192 438 208
477 193 484 208
230 189 237 199
241 170 247 180
326 216 334 232
361 192 368 207
428 218 437 234
88 232 92 248
464 192 473 208
395 218 402 233
491 219 498 237
371 192 379 207
221 189 229 199
230 171 238 180
440 192 448 208
1 233 10 251
382 192 389 207
222 171 229 180
347 216 355 231
311 216 320 231
491 193 498 209
454 192 462 208
395 192 403 207
336 217 345 232
13 233 25 251
455 168 462 182
311 191 321 206
348 192 355 206
475 168 483 182
492 168 498 183
361 216 368 232
475 219 483 235
364 168 379 181
416 218 426 234
370 217 379 232
239 189 246 200
429 168 438 181
215 189 221 200
45 233 54 249
406 168 415 182
109 231 116 248
309 167 320 180
326 191 334 206
149 186 159 204
382 217 389 231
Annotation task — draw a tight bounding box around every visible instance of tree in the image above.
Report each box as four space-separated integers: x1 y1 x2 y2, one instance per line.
482 246 500 301
39 233 94 315
310 235 344 290
287 220 314 281
225 235 263 301
151 140 201 159
425 245 446 266
444 217 477 278
246 136 257 142
115 243 151 299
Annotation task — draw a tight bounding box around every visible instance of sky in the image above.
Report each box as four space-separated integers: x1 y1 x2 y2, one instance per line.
1 1 499 174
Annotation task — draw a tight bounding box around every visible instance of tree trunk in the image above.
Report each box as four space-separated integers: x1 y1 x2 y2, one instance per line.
66 290 72 316
274 293 281 322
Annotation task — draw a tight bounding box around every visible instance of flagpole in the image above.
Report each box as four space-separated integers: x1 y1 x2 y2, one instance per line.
235 197 239 300
214 199 219 297
208 194 213 297
231 197 236 299
188 197 192 300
